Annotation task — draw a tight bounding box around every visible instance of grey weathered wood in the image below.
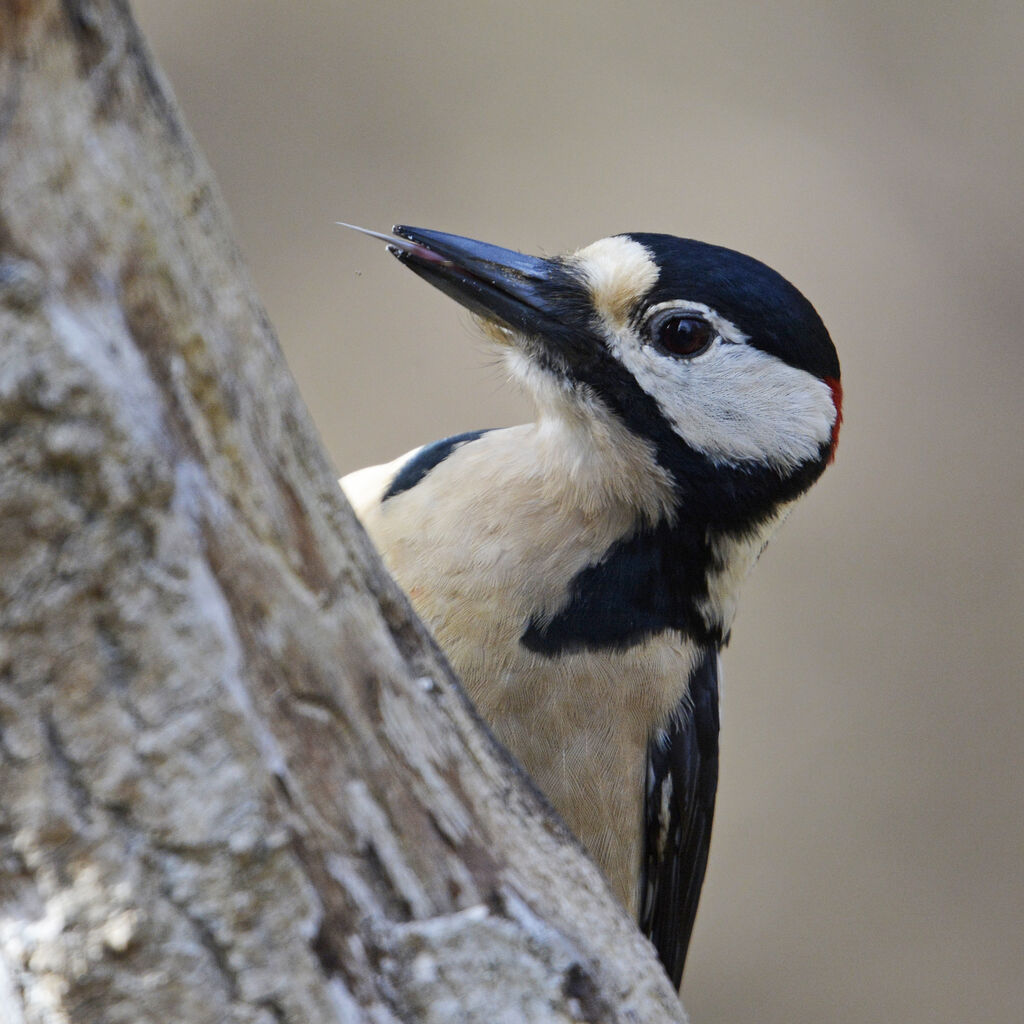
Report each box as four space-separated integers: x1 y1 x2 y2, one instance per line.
0 3 687 1021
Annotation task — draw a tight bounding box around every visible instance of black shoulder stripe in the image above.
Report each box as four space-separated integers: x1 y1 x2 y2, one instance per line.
639 646 720 989
382 429 492 501
519 518 722 654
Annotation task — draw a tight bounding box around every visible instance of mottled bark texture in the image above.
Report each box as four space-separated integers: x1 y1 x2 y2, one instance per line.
0 3 686 1022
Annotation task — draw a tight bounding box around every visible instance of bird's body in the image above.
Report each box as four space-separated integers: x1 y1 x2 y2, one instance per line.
341 226 841 987
344 421 712 910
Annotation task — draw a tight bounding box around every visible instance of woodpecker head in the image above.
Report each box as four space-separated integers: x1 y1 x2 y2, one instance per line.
344 224 841 533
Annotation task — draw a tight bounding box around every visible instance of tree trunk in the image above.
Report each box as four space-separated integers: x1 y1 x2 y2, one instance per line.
0 3 686 1021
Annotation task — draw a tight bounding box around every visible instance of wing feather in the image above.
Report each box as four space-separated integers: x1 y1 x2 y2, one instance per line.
639 646 721 988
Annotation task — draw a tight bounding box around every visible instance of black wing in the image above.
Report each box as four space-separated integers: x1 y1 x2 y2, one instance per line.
639 646 721 988
382 429 492 501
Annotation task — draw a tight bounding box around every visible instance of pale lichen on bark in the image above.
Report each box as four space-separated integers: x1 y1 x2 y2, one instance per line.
0 2 687 1021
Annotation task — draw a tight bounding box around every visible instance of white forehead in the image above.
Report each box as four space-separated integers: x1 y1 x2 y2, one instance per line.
571 236 659 325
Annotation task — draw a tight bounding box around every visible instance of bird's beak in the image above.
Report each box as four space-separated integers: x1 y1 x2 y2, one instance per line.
340 223 572 339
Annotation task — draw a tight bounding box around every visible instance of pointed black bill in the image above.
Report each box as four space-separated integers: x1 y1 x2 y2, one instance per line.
342 223 577 340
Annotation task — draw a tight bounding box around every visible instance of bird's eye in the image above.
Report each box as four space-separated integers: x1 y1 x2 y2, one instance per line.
649 313 716 358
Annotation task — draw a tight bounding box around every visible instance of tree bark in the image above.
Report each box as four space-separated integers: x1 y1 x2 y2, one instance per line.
0 3 686 1021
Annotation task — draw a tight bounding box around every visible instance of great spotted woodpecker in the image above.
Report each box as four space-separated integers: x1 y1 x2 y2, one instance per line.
340 224 841 987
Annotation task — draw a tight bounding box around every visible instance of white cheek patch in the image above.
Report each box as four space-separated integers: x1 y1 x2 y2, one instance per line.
572 236 659 326
615 338 838 471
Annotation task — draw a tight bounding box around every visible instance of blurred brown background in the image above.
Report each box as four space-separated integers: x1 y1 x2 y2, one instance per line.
131 4 1022 1021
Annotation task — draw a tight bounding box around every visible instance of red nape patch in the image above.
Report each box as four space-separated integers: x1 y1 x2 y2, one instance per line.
824 376 843 463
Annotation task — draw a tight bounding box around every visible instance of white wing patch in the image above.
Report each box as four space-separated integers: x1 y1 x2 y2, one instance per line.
340 447 422 516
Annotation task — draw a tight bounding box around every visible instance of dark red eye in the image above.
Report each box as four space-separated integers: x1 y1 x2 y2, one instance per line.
649 313 716 358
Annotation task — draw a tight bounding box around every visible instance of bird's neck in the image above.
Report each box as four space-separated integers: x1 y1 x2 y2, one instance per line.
528 405 677 527
516 413 789 652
